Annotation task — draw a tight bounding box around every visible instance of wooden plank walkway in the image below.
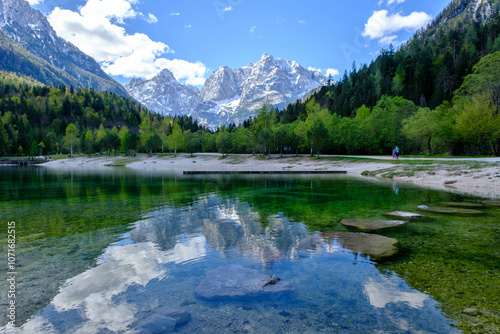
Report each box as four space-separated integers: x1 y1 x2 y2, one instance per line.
183 170 347 175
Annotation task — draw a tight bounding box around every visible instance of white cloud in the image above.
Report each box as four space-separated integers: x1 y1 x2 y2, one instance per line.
144 13 158 24
154 59 208 86
362 10 432 44
26 0 44 5
298 20 306 24
170 12 180 16
185 25 192 28
308 67 340 77
48 0 207 84
250 25 257 33
223 6 233 12
379 35 398 45
326 68 340 77
387 0 406 5
378 0 406 5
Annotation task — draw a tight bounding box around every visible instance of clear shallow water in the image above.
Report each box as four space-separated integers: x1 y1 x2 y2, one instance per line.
0 167 498 333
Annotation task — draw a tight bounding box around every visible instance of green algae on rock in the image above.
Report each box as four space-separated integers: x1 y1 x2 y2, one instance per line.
439 202 485 208
313 232 400 261
417 205 484 216
340 219 406 232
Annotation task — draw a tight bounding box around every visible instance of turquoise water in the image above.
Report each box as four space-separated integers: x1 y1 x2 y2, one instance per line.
0 167 498 333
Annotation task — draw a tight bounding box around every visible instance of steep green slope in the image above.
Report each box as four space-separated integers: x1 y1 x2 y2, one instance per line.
281 0 500 121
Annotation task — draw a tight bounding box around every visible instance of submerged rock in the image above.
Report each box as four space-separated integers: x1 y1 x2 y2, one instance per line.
321 232 399 261
136 314 176 333
483 200 500 206
439 202 485 208
417 205 484 215
134 307 191 333
382 211 423 219
153 307 191 325
299 232 399 261
340 219 406 232
462 308 479 316
194 264 295 301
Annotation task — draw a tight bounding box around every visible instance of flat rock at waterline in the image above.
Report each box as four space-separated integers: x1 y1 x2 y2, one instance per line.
299 232 399 261
194 264 295 301
483 200 500 206
341 219 406 232
417 205 484 216
439 202 485 208
382 211 423 219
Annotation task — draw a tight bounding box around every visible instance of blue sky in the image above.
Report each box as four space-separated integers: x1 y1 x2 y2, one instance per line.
29 0 451 86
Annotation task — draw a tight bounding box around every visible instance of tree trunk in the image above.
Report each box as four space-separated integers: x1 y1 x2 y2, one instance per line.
491 140 499 156
427 136 432 155
476 143 482 156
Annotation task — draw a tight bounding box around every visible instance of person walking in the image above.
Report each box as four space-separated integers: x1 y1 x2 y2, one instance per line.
395 146 400 160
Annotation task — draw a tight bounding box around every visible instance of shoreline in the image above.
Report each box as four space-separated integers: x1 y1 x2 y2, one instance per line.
38 153 500 199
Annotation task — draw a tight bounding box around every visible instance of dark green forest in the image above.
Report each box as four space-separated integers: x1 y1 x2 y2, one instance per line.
0 0 499 157
0 71 201 157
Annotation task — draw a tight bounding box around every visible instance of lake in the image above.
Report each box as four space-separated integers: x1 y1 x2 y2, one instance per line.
0 167 498 333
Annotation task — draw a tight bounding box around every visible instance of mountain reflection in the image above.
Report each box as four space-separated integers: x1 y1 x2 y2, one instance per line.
12 193 459 334
131 195 312 264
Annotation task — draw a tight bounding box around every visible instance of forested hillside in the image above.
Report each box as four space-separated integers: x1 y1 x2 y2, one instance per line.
1 0 498 158
270 0 500 156
283 0 500 119
0 72 201 157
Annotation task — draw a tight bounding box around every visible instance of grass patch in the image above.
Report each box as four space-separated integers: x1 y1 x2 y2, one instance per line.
225 155 245 164
105 157 141 167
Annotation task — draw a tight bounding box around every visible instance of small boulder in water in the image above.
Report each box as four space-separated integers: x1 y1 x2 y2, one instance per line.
195 264 295 301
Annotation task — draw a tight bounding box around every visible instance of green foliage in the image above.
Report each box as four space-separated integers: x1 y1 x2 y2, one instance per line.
83 129 95 155
216 127 232 156
0 72 200 156
63 123 79 155
30 139 38 156
285 2 499 118
168 121 184 155
402 108 440 154
454 94 498 155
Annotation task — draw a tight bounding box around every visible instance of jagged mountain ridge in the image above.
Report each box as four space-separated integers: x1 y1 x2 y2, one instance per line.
0 0 128 96
125 53 327 129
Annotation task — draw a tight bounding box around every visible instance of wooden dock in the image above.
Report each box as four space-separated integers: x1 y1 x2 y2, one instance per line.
183 170 347 175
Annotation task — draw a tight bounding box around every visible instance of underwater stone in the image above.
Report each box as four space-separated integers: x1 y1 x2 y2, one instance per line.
320 232 399 261
462 308 479 316
136 313 176 333
382 211 423 219
483 200 500 206
153 307 191 325
341 219 406 232
439 202 485 208
194 264 295 301
416 206 484 215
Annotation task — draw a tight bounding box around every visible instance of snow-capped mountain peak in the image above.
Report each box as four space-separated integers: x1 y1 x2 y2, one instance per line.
125 54 327 129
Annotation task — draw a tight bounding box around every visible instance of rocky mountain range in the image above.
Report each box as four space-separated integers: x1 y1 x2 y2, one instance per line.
0 0 128 96
126 53 327 129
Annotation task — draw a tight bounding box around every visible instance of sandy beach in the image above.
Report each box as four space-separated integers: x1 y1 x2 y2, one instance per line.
40 153 500 199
